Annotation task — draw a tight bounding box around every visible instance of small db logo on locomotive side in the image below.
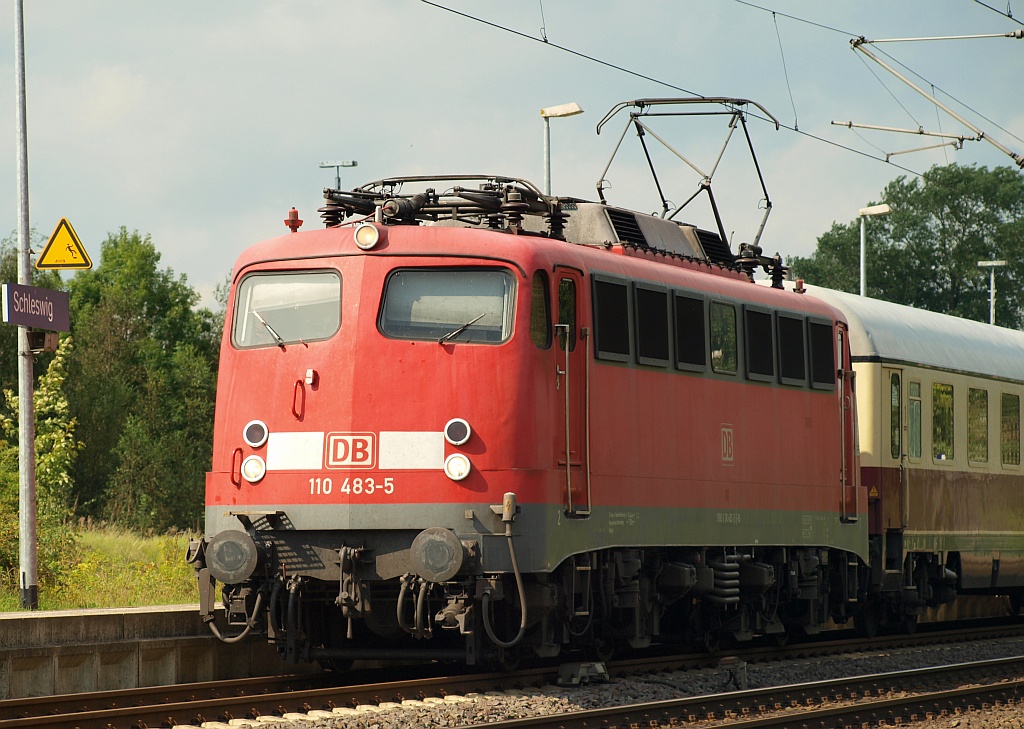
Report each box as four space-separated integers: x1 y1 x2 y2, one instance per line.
721 424 734 464
325 433 376 469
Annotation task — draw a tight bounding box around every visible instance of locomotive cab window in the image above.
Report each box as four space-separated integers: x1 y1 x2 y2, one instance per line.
557 278 576 352
530 271 551 349
233 270 342 349
634 283 670 367
380 268 514 343
710 301 737 375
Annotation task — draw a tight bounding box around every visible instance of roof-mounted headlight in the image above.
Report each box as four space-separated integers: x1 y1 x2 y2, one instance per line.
354 222 381 250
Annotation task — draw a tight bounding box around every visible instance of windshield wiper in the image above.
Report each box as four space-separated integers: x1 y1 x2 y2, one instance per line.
253 310 286 348
438 313 486 344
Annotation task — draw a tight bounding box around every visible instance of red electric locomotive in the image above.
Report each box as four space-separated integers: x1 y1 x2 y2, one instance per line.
189 167 875 667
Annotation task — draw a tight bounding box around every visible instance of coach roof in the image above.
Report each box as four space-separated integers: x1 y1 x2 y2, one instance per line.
806 286 1024 382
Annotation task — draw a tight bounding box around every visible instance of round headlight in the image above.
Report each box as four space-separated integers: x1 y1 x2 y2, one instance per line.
243 420 268 448
443 453 472 482
444 418 471 446
354 222 381 250
241 455 267 483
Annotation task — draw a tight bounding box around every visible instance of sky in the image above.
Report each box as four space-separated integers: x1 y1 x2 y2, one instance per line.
1 1 1022 307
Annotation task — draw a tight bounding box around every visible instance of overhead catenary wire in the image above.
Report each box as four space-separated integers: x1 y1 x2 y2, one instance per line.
421 0 921 177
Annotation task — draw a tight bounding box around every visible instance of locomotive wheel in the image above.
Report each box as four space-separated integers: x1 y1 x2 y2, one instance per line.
318 657 355 672
769 630 790 647
1010 592 1023 616
854 602 880 638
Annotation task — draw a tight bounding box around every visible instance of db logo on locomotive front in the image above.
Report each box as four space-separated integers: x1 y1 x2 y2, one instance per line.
326 433 376 469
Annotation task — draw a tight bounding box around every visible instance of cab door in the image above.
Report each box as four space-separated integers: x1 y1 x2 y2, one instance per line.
553 267 590 516
838 324 860 522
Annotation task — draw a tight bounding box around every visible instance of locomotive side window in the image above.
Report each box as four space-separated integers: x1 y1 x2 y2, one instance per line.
674 293 706 371
634 284 670 367
932 382 954 462
530 271 551 348
592 276 631 362
777 313 806 385
233 270 342 349
1002 393 1021 466
557 278 577 352
909 381 922 459
709 302 737 375
808 320 836 389
890 373 901 460
380 268 514 343
744 307 774 382
968 388 989 464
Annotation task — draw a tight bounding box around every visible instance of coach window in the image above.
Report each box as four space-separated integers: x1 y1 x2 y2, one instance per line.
557 278 576 352
380 268 515 343
1001 393 1020 466
909 381 922 459
674 293 706 371
530 271 551 348
710 302 737 375
744 307 774 382
635 283 670 367
233 270 342 349
890 373 901 460
777 313 806 385
592 276 631 362
808 320 836 389
968 388 989 464
932 383 954 462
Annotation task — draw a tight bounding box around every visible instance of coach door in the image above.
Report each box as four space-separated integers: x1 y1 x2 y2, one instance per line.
882 367 909 531
553 267 590 517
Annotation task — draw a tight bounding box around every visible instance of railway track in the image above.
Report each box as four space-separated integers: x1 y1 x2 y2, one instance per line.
4 622 1022 729
470 655 1024 729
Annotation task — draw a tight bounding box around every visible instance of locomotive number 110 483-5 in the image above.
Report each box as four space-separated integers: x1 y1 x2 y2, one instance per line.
309 476 395 496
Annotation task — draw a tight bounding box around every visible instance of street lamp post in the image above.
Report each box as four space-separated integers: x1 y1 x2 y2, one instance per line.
540 102 583 196
859 203 892 296
977 259 1007 325
319 160 358 190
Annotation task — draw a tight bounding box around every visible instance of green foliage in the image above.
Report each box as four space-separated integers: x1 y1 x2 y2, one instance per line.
63 228 220 528
0 337 80 589
0 526 196 610
790 164 1024 327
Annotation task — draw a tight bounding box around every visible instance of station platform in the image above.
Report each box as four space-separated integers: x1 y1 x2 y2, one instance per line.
0 604 314 699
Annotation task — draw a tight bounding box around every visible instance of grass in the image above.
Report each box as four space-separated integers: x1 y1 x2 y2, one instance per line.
0 526 198 612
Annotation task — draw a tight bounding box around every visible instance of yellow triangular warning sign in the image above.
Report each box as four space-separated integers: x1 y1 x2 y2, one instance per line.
869 486 879 497
36 218 92 270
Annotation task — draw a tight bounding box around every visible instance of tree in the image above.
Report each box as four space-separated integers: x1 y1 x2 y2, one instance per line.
64 228 220 527
0 337 80 588
790 164 1024 327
